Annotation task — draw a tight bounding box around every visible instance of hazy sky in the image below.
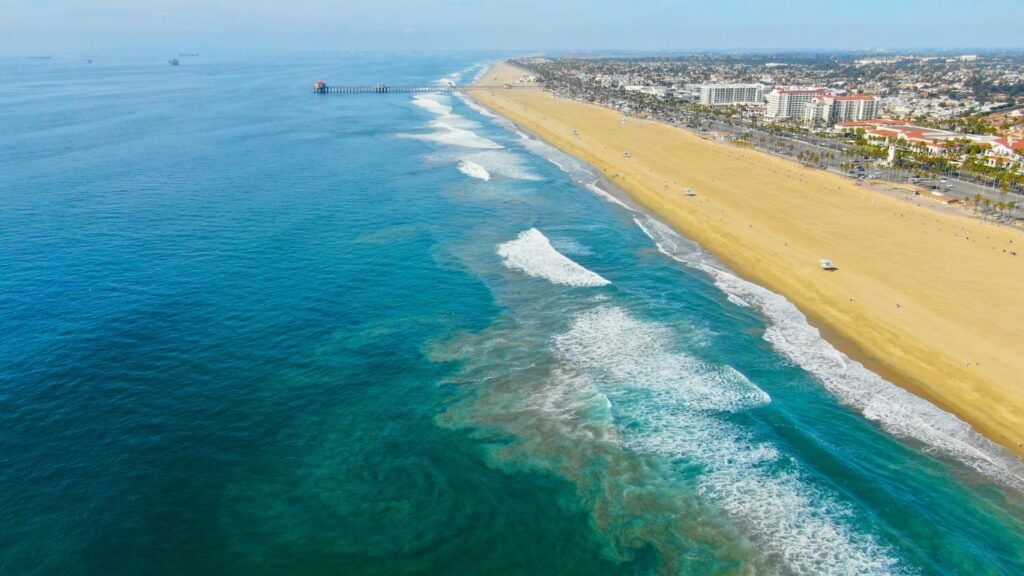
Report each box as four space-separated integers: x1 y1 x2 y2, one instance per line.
3 0 1022 55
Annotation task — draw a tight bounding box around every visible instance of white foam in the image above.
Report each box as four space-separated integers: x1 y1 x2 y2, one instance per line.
708 264 1024 491
498 228 610 287
402 122 503 149
469 62 490 85
528 366 619 442
589 183 633 210
460 150 542 181
457 159 490 181
411 94 453 116
458 94 498 118
437 63 482 87
431 113 482 130
507 127 605 187
641 414 906 576
547 236 592 257
413 95 541 181
553 306 906 575
634 214 1024 492
406 94 499 148
455 93 597 180
726 293 751 308
555 307 769 412
458 85 629 193
435 72 462 85
633 216 706 266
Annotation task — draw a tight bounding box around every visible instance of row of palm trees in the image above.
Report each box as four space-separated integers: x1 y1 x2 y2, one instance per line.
796 150 838 167
524 67 1024 224
971 192 1019 221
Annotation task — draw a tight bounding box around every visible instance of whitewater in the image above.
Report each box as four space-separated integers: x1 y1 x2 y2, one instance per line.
375 58 1024 574
498 228 610 287
3 51 1016 576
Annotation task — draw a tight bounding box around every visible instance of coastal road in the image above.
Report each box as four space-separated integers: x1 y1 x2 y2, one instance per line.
683 114 1023 217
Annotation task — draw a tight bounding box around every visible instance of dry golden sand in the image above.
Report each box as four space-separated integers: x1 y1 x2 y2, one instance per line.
473 62 1024 457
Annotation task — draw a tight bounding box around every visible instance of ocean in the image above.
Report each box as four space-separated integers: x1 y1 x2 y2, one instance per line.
1 52 1023 575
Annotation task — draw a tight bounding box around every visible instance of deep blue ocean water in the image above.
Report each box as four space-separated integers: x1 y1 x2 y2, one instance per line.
2 53 1023 575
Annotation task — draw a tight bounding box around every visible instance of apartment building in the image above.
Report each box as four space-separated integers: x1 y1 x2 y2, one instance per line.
832 95 881 123
698 84 765 107
802 94 881 126
766 88 828 119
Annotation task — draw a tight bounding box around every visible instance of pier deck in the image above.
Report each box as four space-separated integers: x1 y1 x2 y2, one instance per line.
312 84 524 94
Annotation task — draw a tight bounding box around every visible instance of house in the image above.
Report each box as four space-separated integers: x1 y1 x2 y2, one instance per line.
986 137 1024 170
852 122 1001 157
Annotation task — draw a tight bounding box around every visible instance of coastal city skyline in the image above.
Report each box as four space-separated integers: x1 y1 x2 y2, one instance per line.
4 0 1024 54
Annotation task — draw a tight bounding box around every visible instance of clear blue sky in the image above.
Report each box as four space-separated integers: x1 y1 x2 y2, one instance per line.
3 0 1021 55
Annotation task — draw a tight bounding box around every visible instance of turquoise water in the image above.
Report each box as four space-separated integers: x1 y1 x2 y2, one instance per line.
2 53 1023 575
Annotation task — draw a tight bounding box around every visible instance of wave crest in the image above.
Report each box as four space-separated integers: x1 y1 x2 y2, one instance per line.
553 306 907 575
555 307 770 412
498 229 609 287
634 213 1024 492
457 159 490 181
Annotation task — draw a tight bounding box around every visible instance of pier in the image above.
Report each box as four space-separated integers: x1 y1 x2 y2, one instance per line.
312 81 520 94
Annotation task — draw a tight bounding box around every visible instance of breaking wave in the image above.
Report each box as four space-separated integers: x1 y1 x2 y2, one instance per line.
402 122 503 149
457 159 490 181
498 228 609 287
634 213 1024 492
458 94 498 118
410 94 542 179
554 306 907 575
410 95 453 116
432 315 760 572
403 94 503 149
587 182 633 210
458 150 542 181
556 307 769 412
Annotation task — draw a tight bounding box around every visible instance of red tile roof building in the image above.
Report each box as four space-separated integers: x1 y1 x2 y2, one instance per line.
839 121 1011 166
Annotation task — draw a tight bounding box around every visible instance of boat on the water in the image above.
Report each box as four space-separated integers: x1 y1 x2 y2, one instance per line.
169 58 180 66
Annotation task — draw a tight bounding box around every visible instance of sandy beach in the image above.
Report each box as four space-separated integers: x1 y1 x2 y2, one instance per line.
472 62 1024 458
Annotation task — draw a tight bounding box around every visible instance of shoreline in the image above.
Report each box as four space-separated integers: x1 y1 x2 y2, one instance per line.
469 61 1024 463
476 94 954 427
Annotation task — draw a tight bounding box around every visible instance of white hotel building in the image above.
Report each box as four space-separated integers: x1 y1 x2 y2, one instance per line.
802 94 882 126
832 95 881 122
698 84 765 107
766 88 829 119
